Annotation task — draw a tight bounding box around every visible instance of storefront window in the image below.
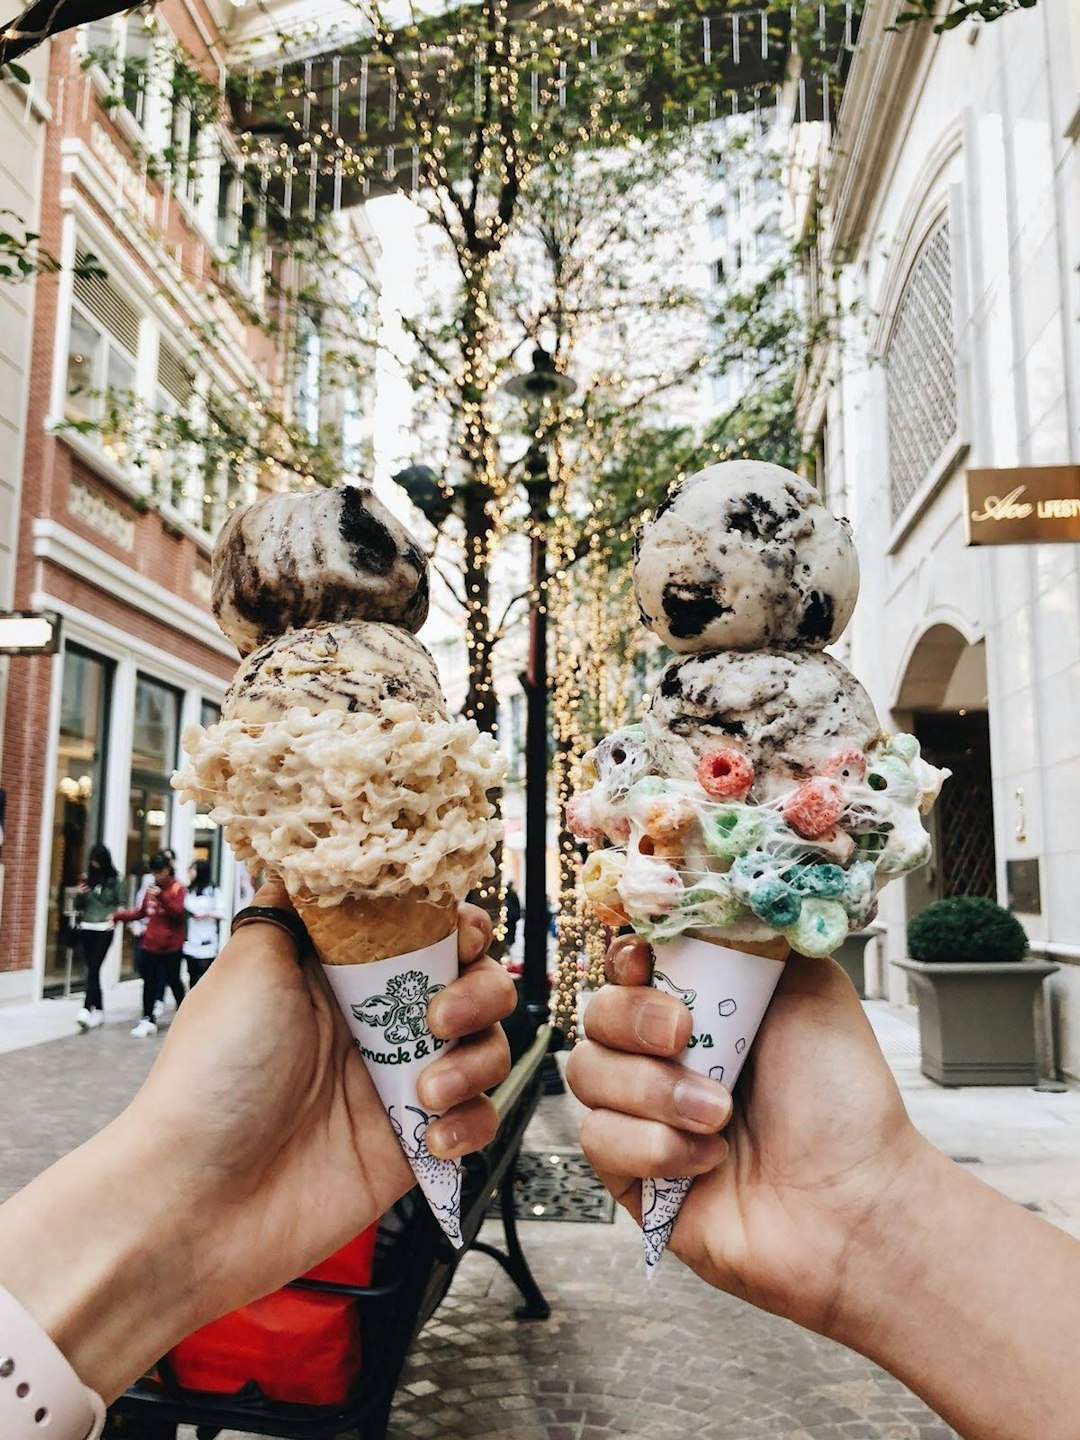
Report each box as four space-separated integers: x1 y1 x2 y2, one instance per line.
45 647 113 996
122 675 181 978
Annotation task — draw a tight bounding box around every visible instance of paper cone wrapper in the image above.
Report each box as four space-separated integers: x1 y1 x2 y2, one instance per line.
641 933 789 1272
299 894 464 1248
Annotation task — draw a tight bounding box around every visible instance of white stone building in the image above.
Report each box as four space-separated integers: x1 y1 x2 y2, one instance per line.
797 0 1080 1076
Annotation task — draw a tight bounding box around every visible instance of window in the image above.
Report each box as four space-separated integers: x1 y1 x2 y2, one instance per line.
171 103 205 207
707 207 726 243
46 646 113 995
65 254 141 466
154 338 197 508
711 256 726 288
216 159 242 253
82 13 156 127
293 308 323 444
885 217 958 522
199 401 255 536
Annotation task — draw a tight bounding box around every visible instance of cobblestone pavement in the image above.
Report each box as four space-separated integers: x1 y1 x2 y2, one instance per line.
2 1000 1077 1438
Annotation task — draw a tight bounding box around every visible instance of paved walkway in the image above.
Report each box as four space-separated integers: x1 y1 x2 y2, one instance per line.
0 995 1077 1438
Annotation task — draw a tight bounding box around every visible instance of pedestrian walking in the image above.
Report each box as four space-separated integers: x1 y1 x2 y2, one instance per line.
112 851 187 1037
504 879 521 948
130 847 178 1021
72 845 122 1032
183 859 223 986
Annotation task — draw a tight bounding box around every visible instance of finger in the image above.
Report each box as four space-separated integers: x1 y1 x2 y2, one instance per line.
418 1026 511 1111
584 985 692 1058
428 957 516 1039
580 1108 728 1183
426 1095 499 1160
566 1042 731 1134
251 877 294 912
457 903 493 965
605 934 653 987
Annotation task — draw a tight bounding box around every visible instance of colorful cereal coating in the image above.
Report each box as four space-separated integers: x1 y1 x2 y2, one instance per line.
785 898 849 957
696 748 755 800
822 747 868 784
782 776 845 839
702 807 766 860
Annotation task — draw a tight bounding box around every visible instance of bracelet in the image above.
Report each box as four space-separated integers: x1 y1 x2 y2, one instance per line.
0 1286 105 1440
231 905 310 956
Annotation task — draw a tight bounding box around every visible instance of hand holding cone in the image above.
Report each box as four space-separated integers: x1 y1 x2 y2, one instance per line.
174 485 505 1245
568 461 947 1269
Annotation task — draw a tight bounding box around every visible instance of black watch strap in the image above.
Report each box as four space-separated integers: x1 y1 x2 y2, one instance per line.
231 905 310 956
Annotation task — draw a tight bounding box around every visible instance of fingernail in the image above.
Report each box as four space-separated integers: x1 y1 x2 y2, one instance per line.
428 1119 463 1159
673 1078 730 1128
423 1068 466 1111
634 999 681 1051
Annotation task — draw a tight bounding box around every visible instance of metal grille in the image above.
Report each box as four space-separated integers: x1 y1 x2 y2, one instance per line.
885 219 957 522
938 764 996 899
73 251 140 355
157 339 195 407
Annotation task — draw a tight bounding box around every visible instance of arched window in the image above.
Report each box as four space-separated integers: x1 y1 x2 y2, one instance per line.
885 217 958 522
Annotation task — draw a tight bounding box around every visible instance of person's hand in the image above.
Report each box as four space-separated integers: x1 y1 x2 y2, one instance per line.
566 936 926 1338
0 881 515 1401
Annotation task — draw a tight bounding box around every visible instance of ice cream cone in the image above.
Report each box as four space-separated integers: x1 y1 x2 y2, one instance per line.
299 891 465 1248
641 932 789 1272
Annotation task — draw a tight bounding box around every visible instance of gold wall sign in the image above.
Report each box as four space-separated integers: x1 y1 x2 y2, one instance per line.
966 465 1080 545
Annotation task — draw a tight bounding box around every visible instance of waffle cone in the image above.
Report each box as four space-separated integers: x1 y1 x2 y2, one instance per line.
691 931 791 963
295 891 456 966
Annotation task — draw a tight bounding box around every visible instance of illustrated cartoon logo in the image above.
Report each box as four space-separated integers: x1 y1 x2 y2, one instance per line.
351 970 445 1045
653 970 697 1010
389 1103 463 1244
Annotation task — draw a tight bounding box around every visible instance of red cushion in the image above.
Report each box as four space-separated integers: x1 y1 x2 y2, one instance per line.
168 1227 377 1407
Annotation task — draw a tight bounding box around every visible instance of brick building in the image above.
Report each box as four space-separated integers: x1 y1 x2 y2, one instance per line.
0 0 379 1001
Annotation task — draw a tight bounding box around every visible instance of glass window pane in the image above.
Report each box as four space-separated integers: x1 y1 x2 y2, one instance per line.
66 311 103 423
200 699 221 729
122 14 153 120
45 647 113 995
131 674 180 775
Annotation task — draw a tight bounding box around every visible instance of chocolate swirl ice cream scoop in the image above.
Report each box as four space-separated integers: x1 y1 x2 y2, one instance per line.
213 484 430 655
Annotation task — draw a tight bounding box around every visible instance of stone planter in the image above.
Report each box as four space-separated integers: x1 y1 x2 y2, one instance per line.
895 958 1059 1086
833 930 872 998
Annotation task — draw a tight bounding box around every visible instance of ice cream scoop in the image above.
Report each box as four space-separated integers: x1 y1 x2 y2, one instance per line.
223 621 447 727
644 648 883 798
633 461 859 652
212 484 430 655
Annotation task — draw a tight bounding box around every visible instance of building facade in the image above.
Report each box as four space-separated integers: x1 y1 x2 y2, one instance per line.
0 0 379 1003
797 0 1080 1075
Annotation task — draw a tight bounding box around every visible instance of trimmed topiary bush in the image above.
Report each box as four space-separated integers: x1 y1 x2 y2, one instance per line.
907 896 1028 964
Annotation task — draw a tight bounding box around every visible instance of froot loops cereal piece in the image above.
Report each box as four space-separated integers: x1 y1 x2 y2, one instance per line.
643 793 698 841
821 747 868 784
841 858 877 923
782 776 845 839
682 873 744 929
702 806 765 860
786 862 846 898
785 898 849 956
747 876 802 929
886 733 919 764
866 755 918 805
696 748 755 800
582 848 626 902
596 898 630 927
592 727 652 796
566 793 604 847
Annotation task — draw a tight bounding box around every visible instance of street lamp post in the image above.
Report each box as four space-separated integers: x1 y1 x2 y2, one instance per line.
501 347 575 1028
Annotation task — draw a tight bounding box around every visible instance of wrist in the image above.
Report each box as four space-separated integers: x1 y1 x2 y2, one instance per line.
0 1117 203 1403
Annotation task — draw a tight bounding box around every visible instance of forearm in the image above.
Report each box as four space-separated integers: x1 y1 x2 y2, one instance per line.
0 1119 200 1404
833 1142 1080 1439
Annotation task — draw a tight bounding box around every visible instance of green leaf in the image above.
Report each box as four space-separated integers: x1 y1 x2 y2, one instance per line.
5 63 32 87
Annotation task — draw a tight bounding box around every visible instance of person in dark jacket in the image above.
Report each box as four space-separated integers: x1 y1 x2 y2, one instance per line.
504 880 522 948
112 851 187 1037
72 844 123 1032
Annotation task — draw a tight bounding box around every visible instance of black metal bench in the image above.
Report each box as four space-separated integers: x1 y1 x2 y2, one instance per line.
105 1021 554 1440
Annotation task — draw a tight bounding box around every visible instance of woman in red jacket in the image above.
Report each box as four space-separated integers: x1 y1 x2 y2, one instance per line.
113 851 188 1037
